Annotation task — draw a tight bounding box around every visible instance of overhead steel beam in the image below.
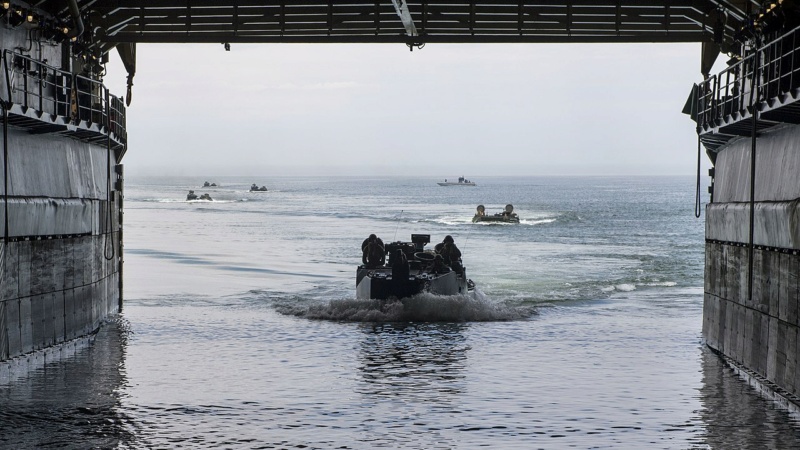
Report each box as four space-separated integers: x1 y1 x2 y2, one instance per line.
34 0 729 45
103 33 710 44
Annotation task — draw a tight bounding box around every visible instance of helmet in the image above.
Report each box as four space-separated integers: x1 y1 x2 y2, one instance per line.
444 235 454 243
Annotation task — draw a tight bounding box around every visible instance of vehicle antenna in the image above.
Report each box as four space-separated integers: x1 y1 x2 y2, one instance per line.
393 210 404 241
461 223 473 251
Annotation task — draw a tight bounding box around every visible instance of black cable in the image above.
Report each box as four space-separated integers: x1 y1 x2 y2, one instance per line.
2 98 8 249
2 53 9 249
747 43 761 303
103 90 115 261
1 71 9 279
695 134 702 218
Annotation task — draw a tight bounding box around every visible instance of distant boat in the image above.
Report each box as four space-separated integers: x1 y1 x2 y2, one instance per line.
438 176 476 186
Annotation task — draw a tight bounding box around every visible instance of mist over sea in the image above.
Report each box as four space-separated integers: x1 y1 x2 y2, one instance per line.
3 175 800 449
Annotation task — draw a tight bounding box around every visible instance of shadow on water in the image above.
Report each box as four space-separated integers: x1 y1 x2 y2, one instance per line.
695 347 800 449
127 248 335 279
354 323 469 448
0 318 139 450
356 322 469 399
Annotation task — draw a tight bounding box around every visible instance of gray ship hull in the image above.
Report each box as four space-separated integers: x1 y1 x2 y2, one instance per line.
703 124 800 402
698 23 800 407
0 133 122 362
0 23 125 364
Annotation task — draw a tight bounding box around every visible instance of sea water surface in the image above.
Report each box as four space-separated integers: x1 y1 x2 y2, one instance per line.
3 175 800 449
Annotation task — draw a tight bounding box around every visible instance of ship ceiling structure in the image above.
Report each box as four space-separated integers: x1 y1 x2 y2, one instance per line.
8 0 788 156
5 0 769 81
12 1 765 79
27 1 757 46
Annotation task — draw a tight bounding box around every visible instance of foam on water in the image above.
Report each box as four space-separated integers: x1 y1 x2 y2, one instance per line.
645 281 678 287
143 198 241 204
425 216 474 226
519 218 557 225
601 283 638 292
615 283 637 292
186 199 237 204
276 290 535 322
431 215 559 227
599 281 680 294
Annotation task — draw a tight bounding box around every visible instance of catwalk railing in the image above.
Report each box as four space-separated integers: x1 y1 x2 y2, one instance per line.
1 51 127 145
697 25 800 133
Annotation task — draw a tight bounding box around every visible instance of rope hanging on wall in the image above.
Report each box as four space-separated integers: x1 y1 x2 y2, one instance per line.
747 43 761 303
103 90 115 261
695 134 702 218
1 99 8 279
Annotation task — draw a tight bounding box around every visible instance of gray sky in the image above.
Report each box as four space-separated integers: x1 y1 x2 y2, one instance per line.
104 43 713 177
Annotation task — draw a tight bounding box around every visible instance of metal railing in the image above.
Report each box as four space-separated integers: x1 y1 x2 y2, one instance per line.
697 25 800 131
1 50 126 143
3 51 71 118
108 94 127 142
74 74 107 126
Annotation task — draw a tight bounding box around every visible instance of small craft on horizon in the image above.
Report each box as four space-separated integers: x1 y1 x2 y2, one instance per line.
437 176 476 186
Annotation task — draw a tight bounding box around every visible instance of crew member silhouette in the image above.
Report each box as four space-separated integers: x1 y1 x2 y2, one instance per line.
391 248 410 281
436 235 463 274
361 234 385 268
431 254 451 274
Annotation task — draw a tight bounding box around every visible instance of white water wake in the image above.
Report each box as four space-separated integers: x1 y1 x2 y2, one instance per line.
282 290 536 322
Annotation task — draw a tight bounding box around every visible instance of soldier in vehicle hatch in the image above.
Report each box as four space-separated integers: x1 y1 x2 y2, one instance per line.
431 254 451 274
361 234 385 268
436 235 463 274
390 248 410 281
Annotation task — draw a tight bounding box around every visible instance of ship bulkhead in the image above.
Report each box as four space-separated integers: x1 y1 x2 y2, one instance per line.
0 7 125 364
699 21 800 404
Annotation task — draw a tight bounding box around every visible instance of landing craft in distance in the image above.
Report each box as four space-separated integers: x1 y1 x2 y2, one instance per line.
187 190 213 201
437 176 476 186
473 204 519 223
